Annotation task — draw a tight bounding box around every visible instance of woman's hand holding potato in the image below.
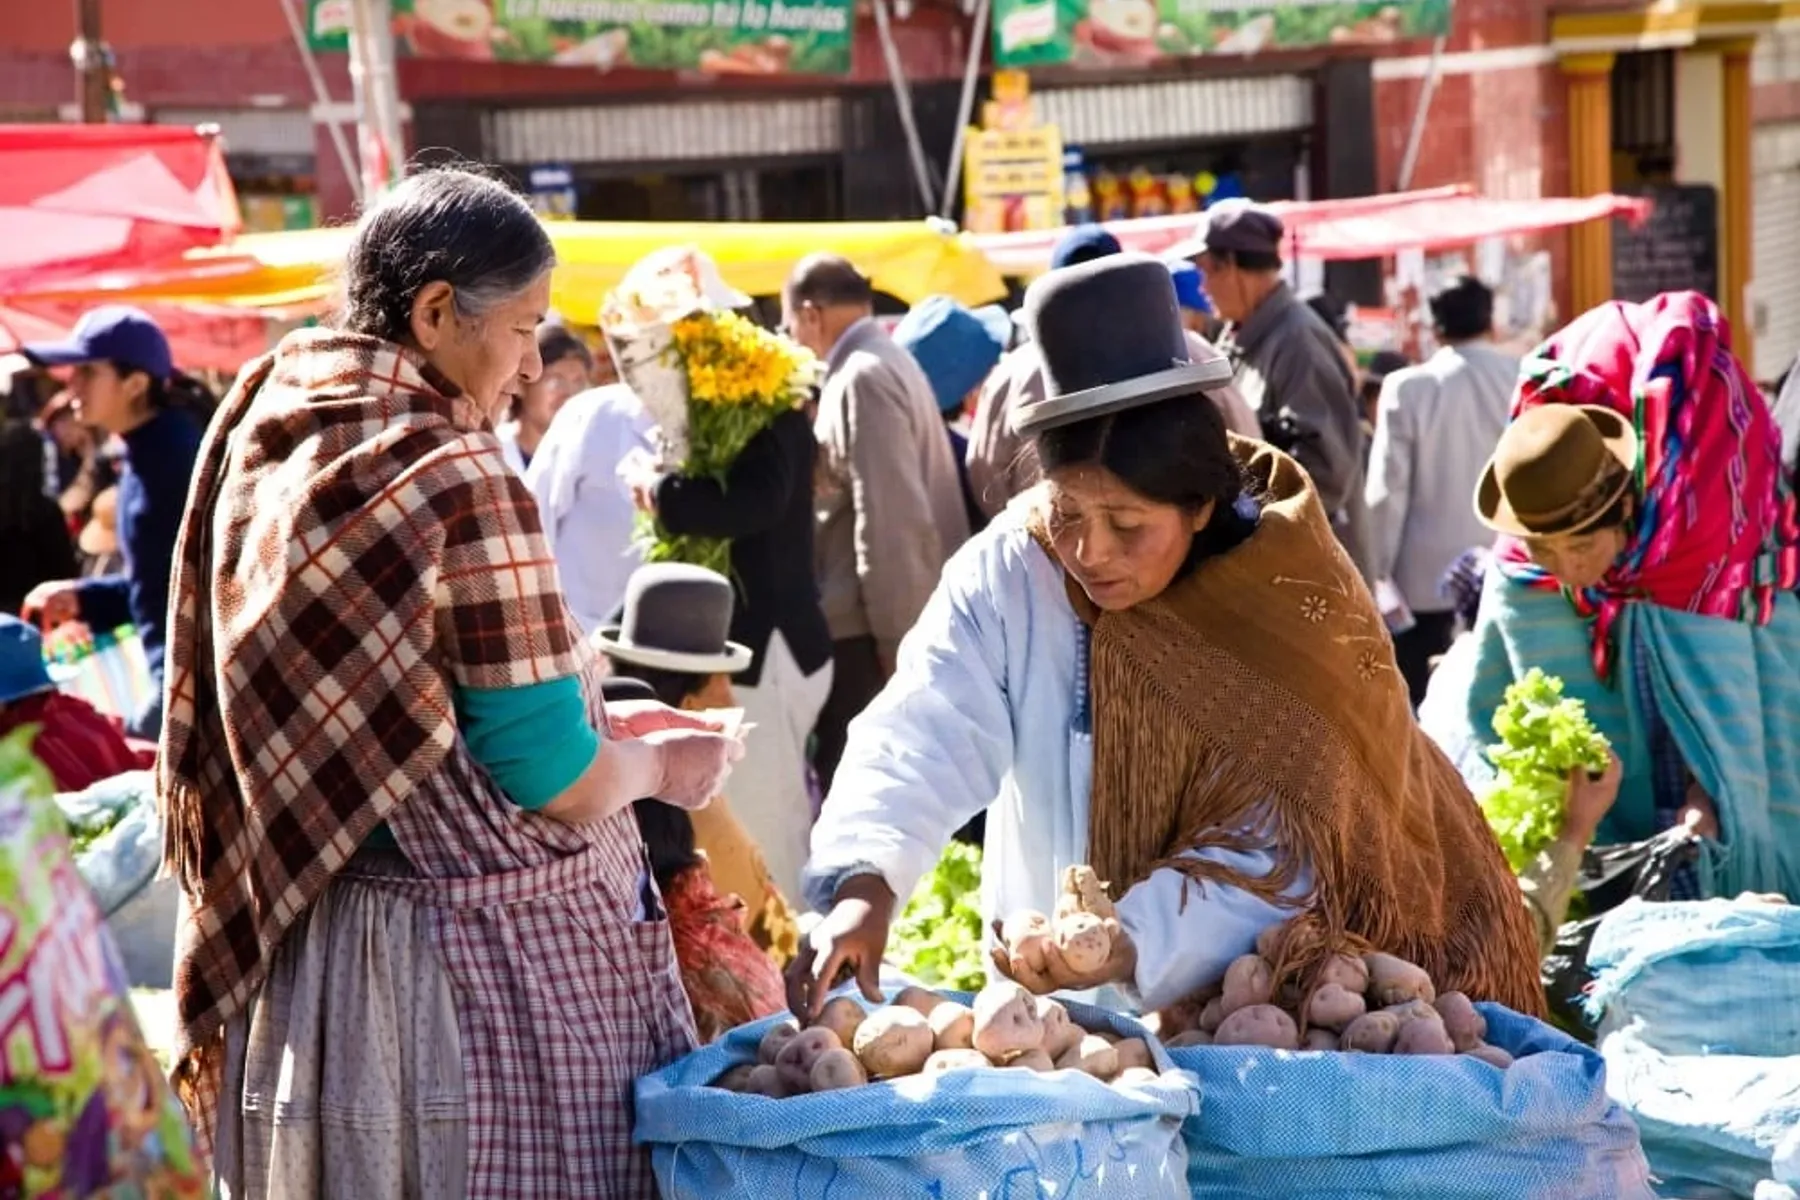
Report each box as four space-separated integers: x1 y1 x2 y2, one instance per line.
989 912 1136 994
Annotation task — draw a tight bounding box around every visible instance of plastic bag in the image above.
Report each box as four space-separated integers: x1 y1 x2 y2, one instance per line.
57 772 162 918
0 729 206 1198
1542 825 1701 1041
43 626 153 725
634 991 1196 1199
1170 1004 1653 1200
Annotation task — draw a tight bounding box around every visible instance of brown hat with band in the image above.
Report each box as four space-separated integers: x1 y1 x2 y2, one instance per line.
1476 404 1639 538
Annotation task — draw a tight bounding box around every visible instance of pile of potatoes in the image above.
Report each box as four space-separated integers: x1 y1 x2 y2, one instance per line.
1154 929 1517 1068
710 983 1164 1098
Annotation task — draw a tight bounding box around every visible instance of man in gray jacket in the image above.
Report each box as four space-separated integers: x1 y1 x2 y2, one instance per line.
1364 275 1516 704
783 253 971 786
1172 201 1371 578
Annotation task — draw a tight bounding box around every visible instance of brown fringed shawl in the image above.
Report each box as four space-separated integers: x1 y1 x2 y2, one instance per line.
1046 438 1545 1015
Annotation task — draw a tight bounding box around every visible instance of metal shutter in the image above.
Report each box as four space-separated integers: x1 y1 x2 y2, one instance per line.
484 96 843 165
1752 121 1800 382
1034 73 1312 149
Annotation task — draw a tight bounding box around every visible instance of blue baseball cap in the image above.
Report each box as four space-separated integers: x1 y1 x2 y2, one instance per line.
1166 259 1212 315
0 616 55 705
23 305 173 383
892 296 1012 415
1051 225 1122 270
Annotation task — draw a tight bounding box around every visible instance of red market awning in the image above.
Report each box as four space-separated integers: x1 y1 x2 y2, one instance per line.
0 124 241 297
970 187 1652 276
0 299 276 375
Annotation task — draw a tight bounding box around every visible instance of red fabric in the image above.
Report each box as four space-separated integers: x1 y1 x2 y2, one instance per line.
1495 292 1800 680
0 299 270 374
0 123 240 294
663 864 788 1044
0 689 153 792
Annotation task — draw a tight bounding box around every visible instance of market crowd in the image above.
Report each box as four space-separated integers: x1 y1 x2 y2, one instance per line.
3 164 1798 1194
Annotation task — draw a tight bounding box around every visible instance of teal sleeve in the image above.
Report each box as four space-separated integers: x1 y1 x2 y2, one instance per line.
454 676 602 810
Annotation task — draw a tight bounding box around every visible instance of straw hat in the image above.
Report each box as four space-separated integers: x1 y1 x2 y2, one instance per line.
1476 405 1638 538
79 486 120 558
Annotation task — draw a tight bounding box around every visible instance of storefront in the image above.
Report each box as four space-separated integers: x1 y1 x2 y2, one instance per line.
480 95 845 223
1032 72 1314 221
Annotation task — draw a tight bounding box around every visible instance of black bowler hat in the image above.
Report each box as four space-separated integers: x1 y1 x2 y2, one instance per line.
1011 252 1235 437
592 564 753 675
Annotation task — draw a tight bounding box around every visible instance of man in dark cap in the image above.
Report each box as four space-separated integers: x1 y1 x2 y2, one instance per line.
1170 201 1372 578
965 225 1121 518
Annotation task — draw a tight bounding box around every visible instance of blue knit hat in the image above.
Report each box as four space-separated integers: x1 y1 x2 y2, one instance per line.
892 296 1012 414
1166 259 1211 315
1051 225 1122 270
0 616 54 705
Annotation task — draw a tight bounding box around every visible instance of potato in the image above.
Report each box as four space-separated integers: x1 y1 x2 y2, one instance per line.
746 1063 789 1097
972 981 1045 1062
776 1027 842 1092
1339 1011 1402 1053
923 1049 991 1075
1304 1028 1341 1051
1002 909 1055 974
1384 999 1438 1025
853 1006 934 1079
814 997 867 1047
1198 997 1226 1034
1052 911 1113 975
1166 1030 1213 1049
810 1047 870 1091
1056 1033 1121 1078
1221 954 1275 1016
1304 982 1366 1032
710 1063 758 1091
928 1001 976 1051
1038 997 1084 1060
1213 1004 1299 1050
1113 1066 1160 1088
1394 1014 1456 1056
1465 1043 1515 1069
1059 864 1117 920
1005 1048 1055 1072
1318 953 1370 995
1365 952 1436 1007
1111 1038 1154 1076
893 986 946 1018
1433 992 1487 1053
1254 921 1288 962
758 1020 801 1066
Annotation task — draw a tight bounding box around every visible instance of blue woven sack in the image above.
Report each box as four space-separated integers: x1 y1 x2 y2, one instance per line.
1170 1004 1652 1199
1587 897 1800 1058
635 991 1197 1199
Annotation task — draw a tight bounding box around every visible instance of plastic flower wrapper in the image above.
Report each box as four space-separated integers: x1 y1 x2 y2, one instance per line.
0 728 206 1197
1481 668 1614 873
602 246 820 574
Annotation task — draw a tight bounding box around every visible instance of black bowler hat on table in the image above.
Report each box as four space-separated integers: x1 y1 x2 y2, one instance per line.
592 563 754 675
1010 252 1236 437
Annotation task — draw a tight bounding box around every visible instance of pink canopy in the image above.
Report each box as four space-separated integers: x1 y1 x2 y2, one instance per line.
969 187 1653 276
0 124 241 297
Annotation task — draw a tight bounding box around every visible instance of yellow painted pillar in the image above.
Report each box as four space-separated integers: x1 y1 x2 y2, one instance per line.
1562 53 1617 315
1719 36 1756 364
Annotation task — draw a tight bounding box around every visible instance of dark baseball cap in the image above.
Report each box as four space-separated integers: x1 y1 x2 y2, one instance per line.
1168 199 1285 261
23 305 173 383
1051 224 1123 270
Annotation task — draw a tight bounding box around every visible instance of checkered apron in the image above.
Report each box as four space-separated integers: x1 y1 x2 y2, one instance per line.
373 661 697 1197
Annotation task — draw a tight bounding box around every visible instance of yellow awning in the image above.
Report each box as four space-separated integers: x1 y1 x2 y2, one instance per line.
11 218 1008 317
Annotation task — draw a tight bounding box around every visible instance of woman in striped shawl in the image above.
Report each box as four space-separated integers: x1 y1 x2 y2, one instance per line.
1421 292 1800 903
157 167 743 1197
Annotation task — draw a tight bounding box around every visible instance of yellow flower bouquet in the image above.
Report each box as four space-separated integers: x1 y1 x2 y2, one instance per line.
602 247 819 574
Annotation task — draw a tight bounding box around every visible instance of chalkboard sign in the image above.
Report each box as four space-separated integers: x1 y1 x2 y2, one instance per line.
1612 184 1719 303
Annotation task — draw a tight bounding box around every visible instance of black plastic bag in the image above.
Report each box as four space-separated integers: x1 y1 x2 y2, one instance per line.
1541 825 1701 1042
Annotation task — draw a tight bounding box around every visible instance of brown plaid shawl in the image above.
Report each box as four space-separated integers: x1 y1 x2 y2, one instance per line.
157 328 587 1130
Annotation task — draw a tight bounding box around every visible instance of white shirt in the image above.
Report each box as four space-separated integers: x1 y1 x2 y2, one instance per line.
524 384 654 636
495 420 528 477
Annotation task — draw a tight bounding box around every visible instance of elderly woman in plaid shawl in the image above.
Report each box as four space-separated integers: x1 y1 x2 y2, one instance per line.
155 167 744 1197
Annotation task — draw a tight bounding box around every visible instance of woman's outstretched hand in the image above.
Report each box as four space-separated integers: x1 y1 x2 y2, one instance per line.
786 874 895 1020
989 916 1136 995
